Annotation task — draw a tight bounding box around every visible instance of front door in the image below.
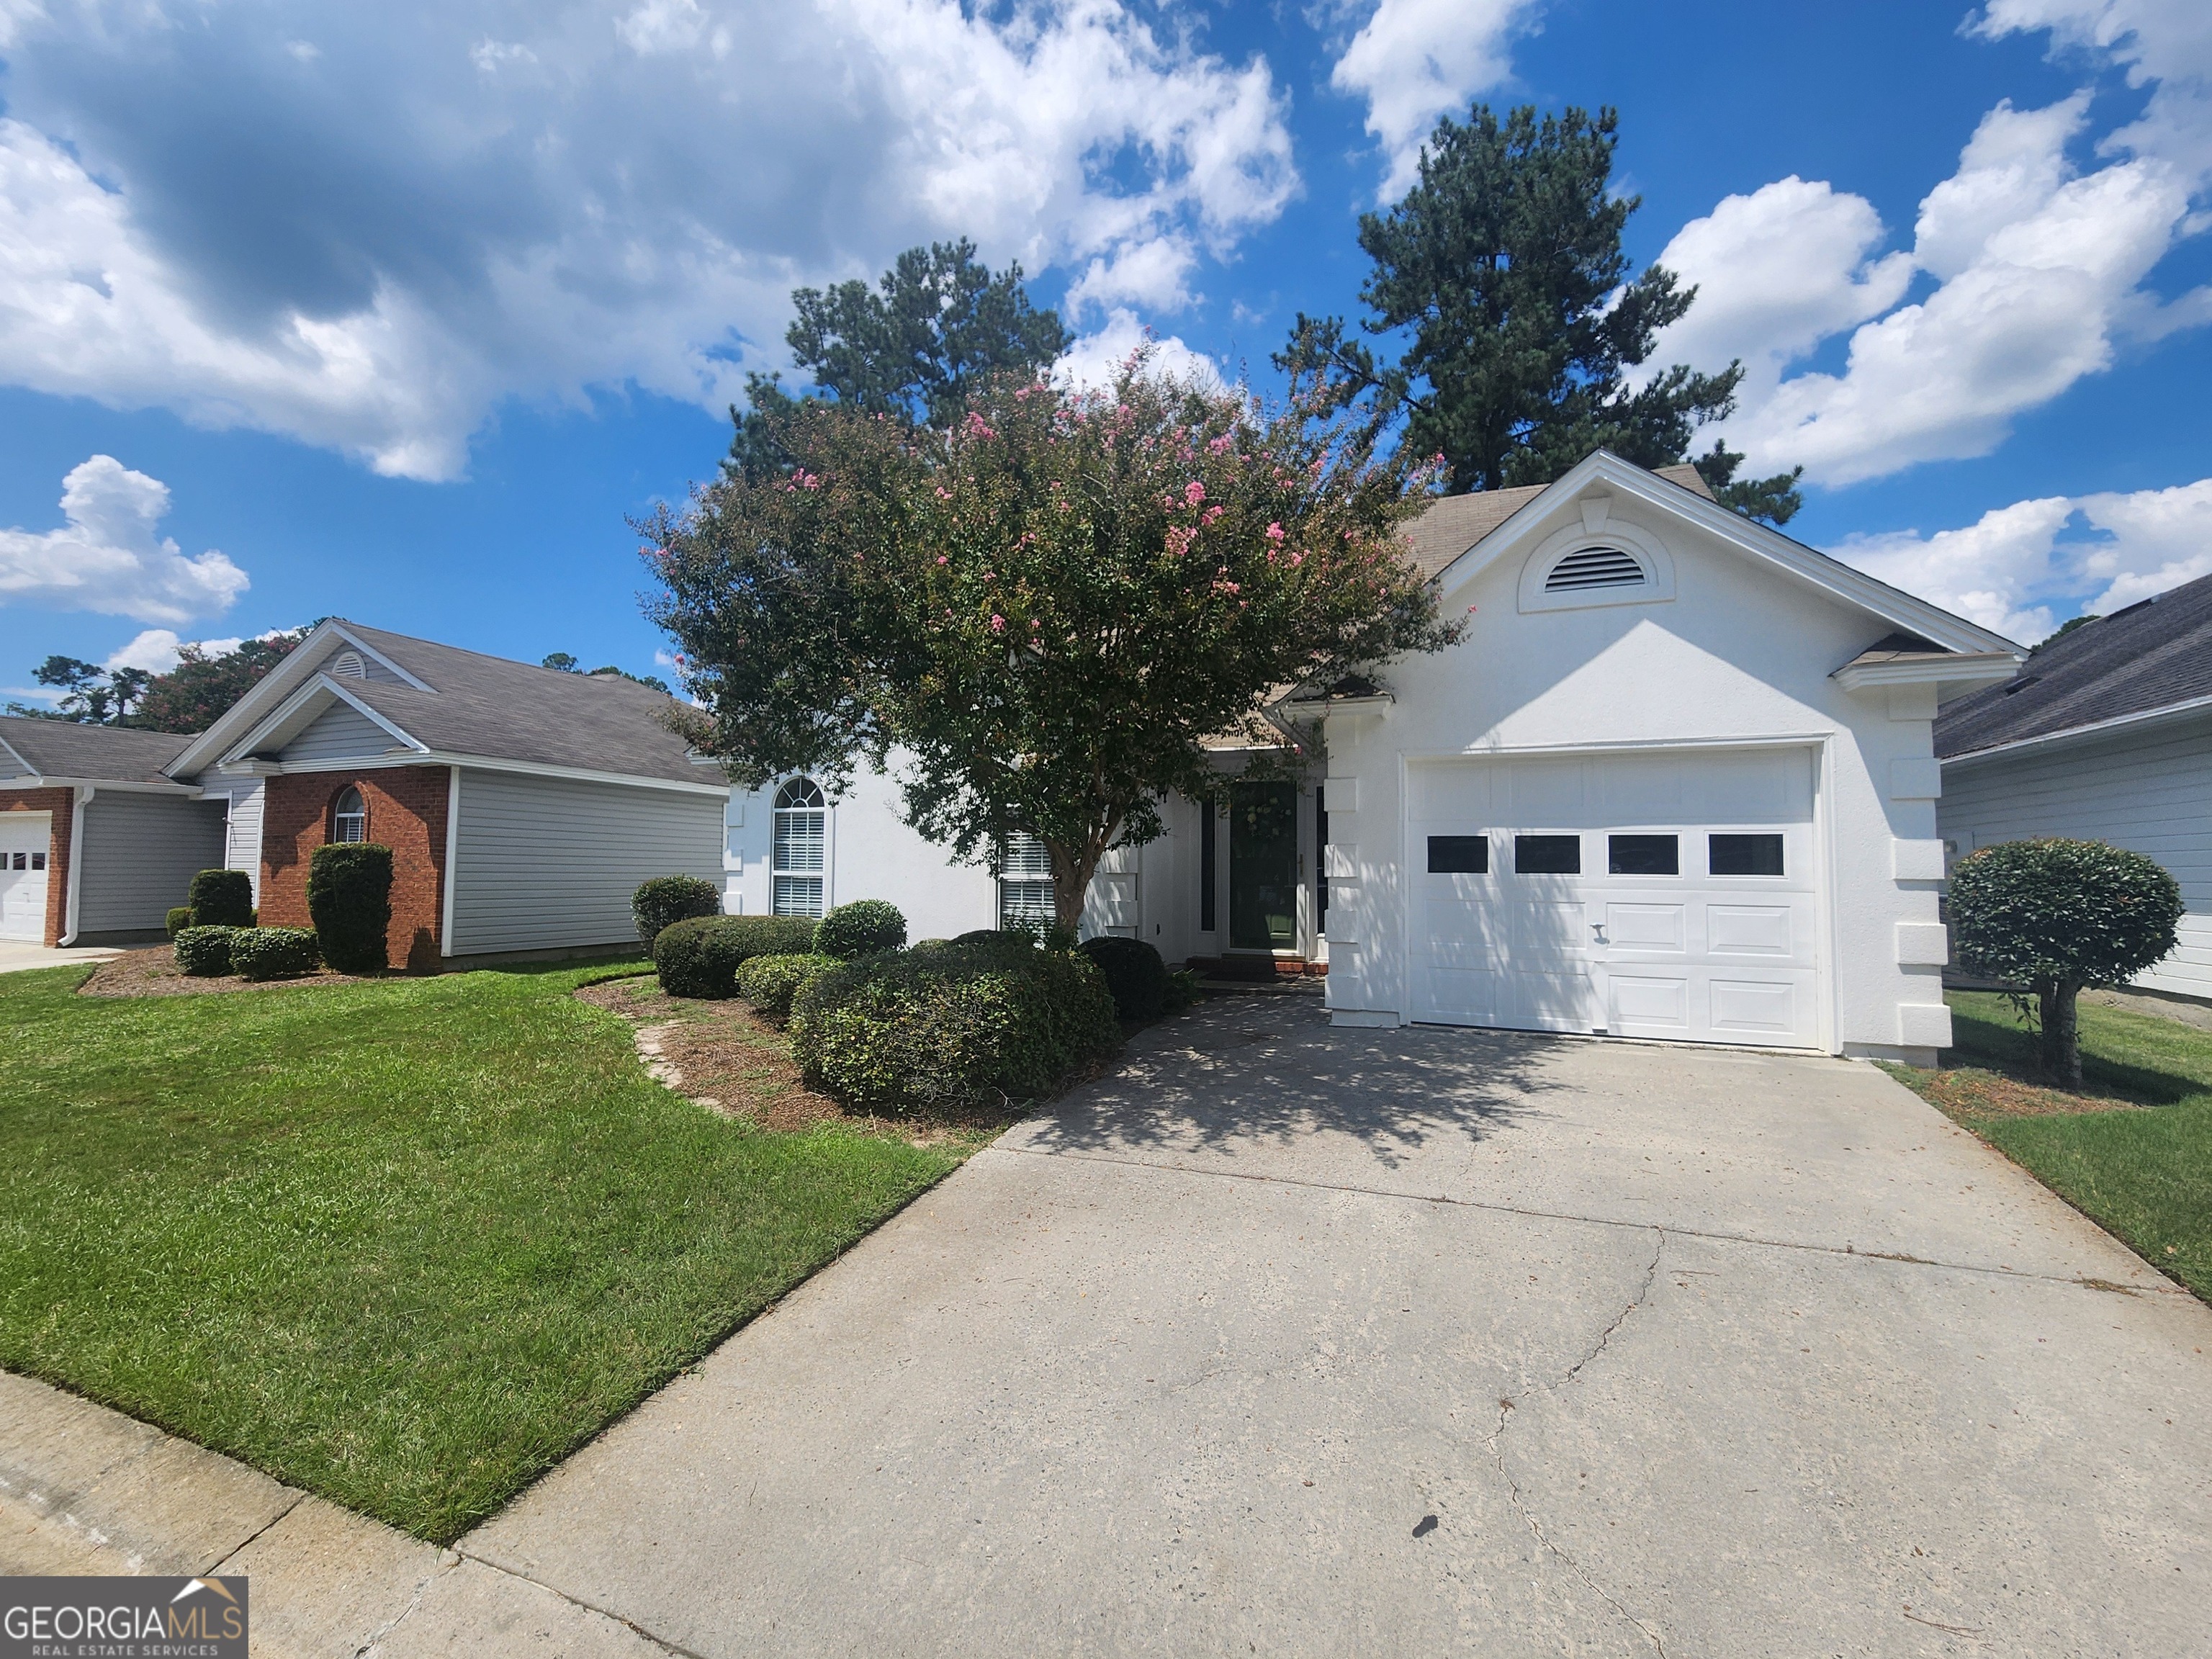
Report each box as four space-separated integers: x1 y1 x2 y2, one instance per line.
1228 781 1299 953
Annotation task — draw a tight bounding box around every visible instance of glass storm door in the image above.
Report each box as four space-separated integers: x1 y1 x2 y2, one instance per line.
1228 781 1299 951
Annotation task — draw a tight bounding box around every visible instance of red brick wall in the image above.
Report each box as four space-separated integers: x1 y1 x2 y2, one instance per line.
261 768 449 972
1 786 73 947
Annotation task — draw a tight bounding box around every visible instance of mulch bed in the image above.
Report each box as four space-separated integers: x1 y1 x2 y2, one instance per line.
1903 1064 2147 1120
573 976 1010 1144
76 946 373 999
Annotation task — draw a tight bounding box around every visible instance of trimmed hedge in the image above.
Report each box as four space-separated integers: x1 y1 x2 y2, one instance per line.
653 914 818 999
174 925 237 977
791 942 1119 1112
187 867 255 928
734 952 840 1023
308 842 393 974
230 927 322 981
815 899 907 961
166 907 194 940
1077 935 1170 1022
633 874 723 949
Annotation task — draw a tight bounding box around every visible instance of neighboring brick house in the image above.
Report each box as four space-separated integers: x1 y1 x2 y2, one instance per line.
0 718 224 945
161 621 728 963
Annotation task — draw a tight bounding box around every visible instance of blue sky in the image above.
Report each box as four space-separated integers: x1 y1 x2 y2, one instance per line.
2 0 2208 703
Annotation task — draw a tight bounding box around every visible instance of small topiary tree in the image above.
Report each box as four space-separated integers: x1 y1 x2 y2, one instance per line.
1949 838 2183 1089
815 899 907 961
308 842 394 974
633 874 723 948
187 867 255 927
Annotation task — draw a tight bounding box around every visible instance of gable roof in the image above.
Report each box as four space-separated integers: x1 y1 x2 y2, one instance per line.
1398 463 1712 580
0 716 199 786
1936 572 2212 760
166 621 718 790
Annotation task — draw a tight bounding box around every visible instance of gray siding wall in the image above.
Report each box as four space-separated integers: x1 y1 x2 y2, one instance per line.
449 768 726 955
1940 714 2212 999
282 701 401 764
76 791 228 935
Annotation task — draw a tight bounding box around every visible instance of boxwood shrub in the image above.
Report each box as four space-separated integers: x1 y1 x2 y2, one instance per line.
654 914 819 999
186 867 255 928
1076 935 1171 1022
632 874 723 948
815 899 908 961
308 842 393 974
166 906 194 940
734 951 841 1023
790 942 1119 1112
174 925 238 977
230 927 322 981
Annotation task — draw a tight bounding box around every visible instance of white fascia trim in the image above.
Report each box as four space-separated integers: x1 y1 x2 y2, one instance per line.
220 675 428 769
60 785 89 945
1430 451 2024 659
1407 731 1835 761
440 765 461 956
166 619 433 778
1831 652 2021 693
1 774 204 796
274 750 732 797
1941 693 2212 770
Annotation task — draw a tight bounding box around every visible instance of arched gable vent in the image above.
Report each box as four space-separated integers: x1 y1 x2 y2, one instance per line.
331 650 369 680
1543 547 1645 593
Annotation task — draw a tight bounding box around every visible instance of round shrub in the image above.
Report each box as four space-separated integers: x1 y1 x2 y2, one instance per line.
654 914 819 999
186 867 255 927
791 943 1119 1112
229 927 322 981
174 925 237 977
308 842 393 974
1077 935 1171 1022
815 899 908 961
166 906 194 940
734 951 840 1023
950 928 1034 948
632 874 723 949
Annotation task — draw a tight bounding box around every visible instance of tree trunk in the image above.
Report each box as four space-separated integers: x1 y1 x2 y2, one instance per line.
1049 840 1102 932
2038 979 2083 1091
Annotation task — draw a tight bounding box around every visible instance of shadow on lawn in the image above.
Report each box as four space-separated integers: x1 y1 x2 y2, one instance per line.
1946 999 2203 1107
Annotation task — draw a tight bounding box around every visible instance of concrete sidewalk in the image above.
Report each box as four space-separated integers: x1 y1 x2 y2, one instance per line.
7 1000 2211 1654
0 942 120 975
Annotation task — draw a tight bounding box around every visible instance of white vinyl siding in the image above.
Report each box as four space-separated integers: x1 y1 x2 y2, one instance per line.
75 791 228 935
219 781 266 902
1941 715 2212 999
999 832 1054 925
280 701 401 764
447 768 726 955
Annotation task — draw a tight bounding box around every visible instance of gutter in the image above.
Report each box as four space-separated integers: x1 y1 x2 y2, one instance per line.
1940 692 2212 770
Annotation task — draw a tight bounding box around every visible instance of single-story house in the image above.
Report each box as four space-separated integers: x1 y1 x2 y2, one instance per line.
0 719 226 945
1936 572 2212 1000
729 451 2024 1064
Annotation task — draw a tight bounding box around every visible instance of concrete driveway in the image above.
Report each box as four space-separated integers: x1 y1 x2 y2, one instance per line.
0 941 120 975
461 994 2211 1657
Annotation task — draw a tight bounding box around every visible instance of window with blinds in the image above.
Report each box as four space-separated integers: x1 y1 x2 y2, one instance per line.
999 830 1055 925
772 777 826 917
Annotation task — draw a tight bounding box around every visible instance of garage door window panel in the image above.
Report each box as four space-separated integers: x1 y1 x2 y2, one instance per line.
1514 835 1581 875
1608 834 1678 876
1710 833 1786 876
1427 835 1488 873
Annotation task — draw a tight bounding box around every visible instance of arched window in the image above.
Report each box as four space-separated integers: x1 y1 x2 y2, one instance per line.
330 786 368 844
771 778 826 917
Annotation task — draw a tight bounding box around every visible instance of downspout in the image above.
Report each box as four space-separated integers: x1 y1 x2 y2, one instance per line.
59 784 91 945
440 765 461 958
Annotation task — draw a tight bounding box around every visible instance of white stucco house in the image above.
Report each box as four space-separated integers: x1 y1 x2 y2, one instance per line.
1936 571 2212 1000
727 451 2025 1064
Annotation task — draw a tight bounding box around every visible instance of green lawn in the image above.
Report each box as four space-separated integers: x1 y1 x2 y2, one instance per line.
0 963 968 1542
1889 990 2212 1300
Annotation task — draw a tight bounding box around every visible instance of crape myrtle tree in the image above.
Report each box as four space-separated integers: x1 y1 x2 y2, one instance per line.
1278 102 1805 524
647 351 1462 927
1949 838 2183 1089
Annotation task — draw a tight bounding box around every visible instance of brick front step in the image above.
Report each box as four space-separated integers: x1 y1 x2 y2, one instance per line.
1184 955 1326 981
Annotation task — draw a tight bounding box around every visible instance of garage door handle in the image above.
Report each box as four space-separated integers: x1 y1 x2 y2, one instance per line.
1589 923 1607 943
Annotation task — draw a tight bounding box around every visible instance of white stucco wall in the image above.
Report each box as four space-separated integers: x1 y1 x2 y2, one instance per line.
1319 480 1956 1062
1939 712 2212 1000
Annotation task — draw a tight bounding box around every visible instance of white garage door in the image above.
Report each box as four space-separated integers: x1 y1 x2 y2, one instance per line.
1409 750 1821 1048
0 813 53 942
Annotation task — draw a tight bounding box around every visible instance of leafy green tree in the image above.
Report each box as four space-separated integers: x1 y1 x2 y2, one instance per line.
1949 838 2183 1089
541 652 580 673
652 353 1461 926
131 633 303 733
1279 103 1803 523
7 656 117 722
727 239 1070 481
542 651 669 693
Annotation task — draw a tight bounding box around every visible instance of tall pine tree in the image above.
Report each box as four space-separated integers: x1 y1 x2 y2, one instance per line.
1279 104 1803 523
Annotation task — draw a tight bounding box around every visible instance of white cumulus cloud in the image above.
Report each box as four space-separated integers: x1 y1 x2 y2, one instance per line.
0 0 1298 480
104 628 251 675
1056 307 1226 392
0 457 249 626
1832 475 2212 642
1328 0 1539 199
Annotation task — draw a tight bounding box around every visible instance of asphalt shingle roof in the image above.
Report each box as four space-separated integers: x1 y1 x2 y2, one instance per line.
1935 573 2212 759
318 625 714 786
1398 462 1714 580
0 716 197 784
